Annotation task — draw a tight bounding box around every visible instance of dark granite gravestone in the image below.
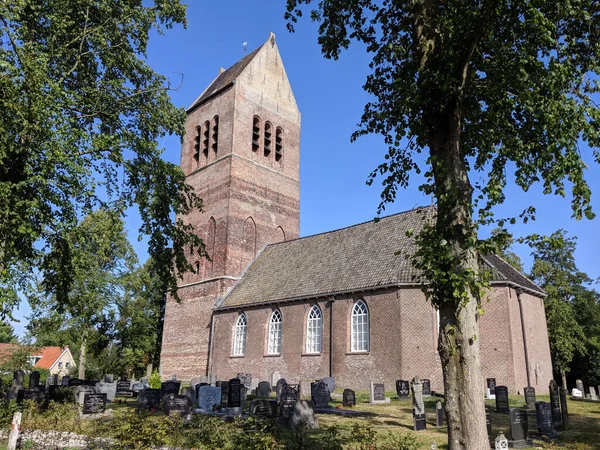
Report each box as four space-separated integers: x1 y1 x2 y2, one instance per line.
29 371 40 390
280 384 299 419
549 380 562 431
61 376 70 386
276 378 287 403
342 389 356 407
160 380 181 398
486 407 492 440
137 388 161 411
14 370 24 386
257 381 271 398
116 379 132 397
237 373 252 391
559 387 569 430
495 386 509 412
509 408 530 446
435 400 444 427
411 377 426 431
69 378 84 387
217 381 229 407
163 394 192 416
250 399 278 419
228 378 241 408
6 370 24 402
535 401 557 439
396 380 410 399
524 387 536 409
82 393 106 415
487 378 497 395
422 379 431 397
311 381 330 409
17 389 48 406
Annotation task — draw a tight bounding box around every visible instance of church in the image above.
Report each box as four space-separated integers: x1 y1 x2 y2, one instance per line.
160 33 553 395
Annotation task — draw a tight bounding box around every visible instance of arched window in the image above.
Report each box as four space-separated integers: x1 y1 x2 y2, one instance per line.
202 120 210 159
194 261 200 276
264 122 272 157
252 116 260 151
211 115 219 154
306 305 322 353
267 309 282 354
275 127 283 162
193 125 201 165
232 313 247 356
351 300 369 352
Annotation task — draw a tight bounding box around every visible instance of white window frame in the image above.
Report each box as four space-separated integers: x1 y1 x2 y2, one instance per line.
232 313 247 356
351 300 369 352
267 309 282 355
306 305 322 354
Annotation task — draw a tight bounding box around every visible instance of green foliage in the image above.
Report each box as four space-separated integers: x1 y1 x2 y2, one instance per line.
0 0 205 316
148 370 161 389
0 344 37 372
0 321 17 343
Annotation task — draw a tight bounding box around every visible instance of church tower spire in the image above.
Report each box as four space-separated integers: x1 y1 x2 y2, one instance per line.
160 33 301 380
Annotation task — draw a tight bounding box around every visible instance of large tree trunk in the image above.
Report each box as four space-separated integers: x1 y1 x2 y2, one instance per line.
430 112 488 449
78 331 87 380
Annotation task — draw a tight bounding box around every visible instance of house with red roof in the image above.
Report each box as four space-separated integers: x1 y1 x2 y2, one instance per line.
0 344 75 376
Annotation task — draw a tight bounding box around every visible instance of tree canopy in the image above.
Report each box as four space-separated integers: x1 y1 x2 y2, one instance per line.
0 0 204 314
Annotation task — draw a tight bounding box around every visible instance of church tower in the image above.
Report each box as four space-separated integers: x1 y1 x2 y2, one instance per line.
160 33 301 380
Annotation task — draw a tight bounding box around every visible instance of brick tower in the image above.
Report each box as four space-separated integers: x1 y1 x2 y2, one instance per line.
160 33 301 380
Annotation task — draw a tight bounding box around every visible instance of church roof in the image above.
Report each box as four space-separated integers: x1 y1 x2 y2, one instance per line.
216 206 544 310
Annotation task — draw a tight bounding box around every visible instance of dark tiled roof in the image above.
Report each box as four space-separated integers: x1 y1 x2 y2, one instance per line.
216 206 545 309
187 46 262 112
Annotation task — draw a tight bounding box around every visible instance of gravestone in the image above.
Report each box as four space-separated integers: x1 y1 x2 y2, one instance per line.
160 380 181 398
69 378 84 387
48 374 58 387
228 378 241 408
194 383 209 401
257 381 271 398
131 379 149 393
162 394 192 416
250 399 278 419
6 370 24 402
237 373 252 392
241 386 248 406
549 380 562 431
104 374 114 383
81 393 106 415
495 386 510 412
73 385 98 404
181 386 194 402
576 379 584 393
271 371 281 388
116 378 132 397
486 407 492 440
396 380 410 399
17 389 48 406
171 374 177 381
422 379 431 397
311 381 330 409
487 378 497 396
217 381 229 406
411 377 426 431
321 377 335 393
96 381 117 402
435 400 444 427
61 376 70 386
276 378 287 403
589 386 598 401
14 370 24 387
280 384 299 419
137 388 161 411
288 400 317 429
299 380 311 398
509 408 531 447
370 382 386 404
571 388 583 398
342 389 356 407
559 388 569 430
535 401 557 439
524 387 536 409
198 385 221 411
29 371 40 390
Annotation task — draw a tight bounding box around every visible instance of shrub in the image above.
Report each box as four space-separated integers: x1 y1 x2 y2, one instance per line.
148 370 161 389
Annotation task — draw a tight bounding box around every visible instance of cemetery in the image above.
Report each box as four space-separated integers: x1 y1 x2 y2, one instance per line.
0 370 597 449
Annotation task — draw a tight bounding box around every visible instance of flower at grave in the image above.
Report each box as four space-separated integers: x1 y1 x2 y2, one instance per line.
494 432 508 450
150 408 155 413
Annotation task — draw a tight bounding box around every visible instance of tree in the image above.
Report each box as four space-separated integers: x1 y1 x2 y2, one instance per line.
28 210 137 379
285 2 600 447
0 321 17 344
490 228 524 272
0 0 205 313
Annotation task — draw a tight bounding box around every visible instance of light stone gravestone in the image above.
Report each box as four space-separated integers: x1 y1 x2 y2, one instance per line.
74 385 98 404
370 382 389 404
571 388 583 397
271 371 281 388
524 387 536 409
288 400 317 429
576 379 584 393
237 373 252 392
257 381 271 398
411 377 426 431
97 381 117 402
198 385 221 411
321 377 335 393
589 386 598 401
104 374 114 383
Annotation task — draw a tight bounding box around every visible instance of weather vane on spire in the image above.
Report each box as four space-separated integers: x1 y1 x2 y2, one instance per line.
243 41 248 55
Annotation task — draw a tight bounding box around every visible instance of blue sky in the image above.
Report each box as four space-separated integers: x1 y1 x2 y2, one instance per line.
12 1 600 336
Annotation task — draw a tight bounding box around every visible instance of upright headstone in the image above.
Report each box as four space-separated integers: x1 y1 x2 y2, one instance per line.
435 400 444 427
370 382 386 404
411 377 426 431
46 374 57 387
342 389 356 407
6 371 24 402
509 408 530 446
495 386 509 412
61 375 70 386
96 381 117 402
571 388 583 398
535 401 557 440
549 380 562 431
396 380 410 400
276 378 287 403
280 384 299 419
228 378 241 408
194 383 209 401
589 386 598 401
250 399 278 419
559 387 569 430
29 371 40 390
487 378 497 396
80 392 106 415
271 371 281 388
217 381 229 407
13 370 24 387
237 373 252 392
116 378 132 397
288 400 317 429
137 388 161 411
310 381 330 409
198 385 221 411
524 387 536 409
160 380 181 398
163 394 192 417
257 381 271 398
576 379 584 392
422 379 431 397
321 377 335 393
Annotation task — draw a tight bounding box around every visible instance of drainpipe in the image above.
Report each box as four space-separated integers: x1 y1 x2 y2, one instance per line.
516 288 532 387
328 297 335 378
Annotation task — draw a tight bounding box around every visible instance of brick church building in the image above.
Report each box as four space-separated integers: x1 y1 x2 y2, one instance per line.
160 33 553 395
